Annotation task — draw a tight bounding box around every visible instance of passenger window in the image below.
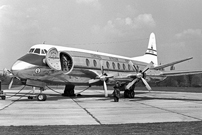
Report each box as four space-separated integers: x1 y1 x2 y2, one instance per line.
86 59 90 66
117 63 120 70
106 61 110 69
123 63 125 70
34 48 40 54
112 62 115 69
128 64 131 70
93 60 97 67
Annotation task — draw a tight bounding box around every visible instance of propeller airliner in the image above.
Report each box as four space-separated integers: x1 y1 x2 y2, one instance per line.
3 33 202 101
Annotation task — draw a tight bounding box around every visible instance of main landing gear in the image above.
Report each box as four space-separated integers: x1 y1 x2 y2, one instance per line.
124 90 135 98
123 84 135 98
62 84 75 97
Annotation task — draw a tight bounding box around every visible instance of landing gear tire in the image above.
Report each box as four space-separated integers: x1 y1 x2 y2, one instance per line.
124 90 129 98
124 90 135 98
37 94 47 101
130 90 135 98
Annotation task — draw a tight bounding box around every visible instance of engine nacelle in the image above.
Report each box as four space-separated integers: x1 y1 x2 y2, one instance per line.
46 47 74 74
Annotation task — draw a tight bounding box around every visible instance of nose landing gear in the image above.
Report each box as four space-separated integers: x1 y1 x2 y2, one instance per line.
36 87 47 101
27 87 47 101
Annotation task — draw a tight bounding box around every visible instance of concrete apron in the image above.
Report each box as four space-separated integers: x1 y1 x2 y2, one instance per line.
0 89 202 126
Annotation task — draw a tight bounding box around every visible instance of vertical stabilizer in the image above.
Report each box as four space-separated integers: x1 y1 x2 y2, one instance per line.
132 33 158 66
145 33 157 57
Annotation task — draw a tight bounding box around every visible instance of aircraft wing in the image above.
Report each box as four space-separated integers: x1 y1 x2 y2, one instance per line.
152 57 193 70
80 69 99 79
157 70 202 77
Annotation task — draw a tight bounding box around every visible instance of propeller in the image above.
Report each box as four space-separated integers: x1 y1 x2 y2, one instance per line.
103 81 108 97
4 68 20 90
89 60 113 97
128 61 152 91
8 77 14 89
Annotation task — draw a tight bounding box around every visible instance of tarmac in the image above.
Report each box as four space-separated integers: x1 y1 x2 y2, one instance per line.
0 86 202 126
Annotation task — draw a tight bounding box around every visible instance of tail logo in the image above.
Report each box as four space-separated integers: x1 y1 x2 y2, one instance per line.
145 45 157 56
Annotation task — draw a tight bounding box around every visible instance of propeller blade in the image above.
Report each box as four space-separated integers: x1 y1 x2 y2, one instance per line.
129 61 138 72
8 77 14 89
126 78 138 89
89 79 100 84
141 77 152 91
100 60 104 75
142 62 153 73
103 81 108 97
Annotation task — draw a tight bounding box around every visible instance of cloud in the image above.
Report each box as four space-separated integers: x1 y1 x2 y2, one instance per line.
133 14 156 28
175 29 202 39
91 13 156 37
105 14 156 30
75 0 101 9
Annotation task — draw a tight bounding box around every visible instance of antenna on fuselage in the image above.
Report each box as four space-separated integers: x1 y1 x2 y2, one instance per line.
43 41 46 44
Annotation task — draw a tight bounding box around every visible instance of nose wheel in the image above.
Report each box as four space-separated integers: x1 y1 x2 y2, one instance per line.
37 94 47 101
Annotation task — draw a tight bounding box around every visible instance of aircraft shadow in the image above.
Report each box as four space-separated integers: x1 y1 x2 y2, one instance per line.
9 93 114 102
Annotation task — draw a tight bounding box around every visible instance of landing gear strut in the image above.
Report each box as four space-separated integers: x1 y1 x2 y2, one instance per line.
0 81 6 100
26 87 47 101
37 87 47 101
62 84 75 97
124 90 135 98
124 84 135 98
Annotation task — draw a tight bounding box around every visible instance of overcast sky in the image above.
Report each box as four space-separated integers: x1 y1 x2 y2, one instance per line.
0 0 202 70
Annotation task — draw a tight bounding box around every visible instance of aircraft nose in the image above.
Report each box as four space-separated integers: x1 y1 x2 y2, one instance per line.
11 60 36 77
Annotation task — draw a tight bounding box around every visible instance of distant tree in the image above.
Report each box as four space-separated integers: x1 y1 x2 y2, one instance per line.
191 74 202 87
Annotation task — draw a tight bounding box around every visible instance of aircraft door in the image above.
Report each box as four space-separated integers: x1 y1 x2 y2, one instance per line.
60 52 73 74
46 47 62 70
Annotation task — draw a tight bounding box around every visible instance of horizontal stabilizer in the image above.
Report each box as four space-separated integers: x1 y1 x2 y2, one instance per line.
152 57 193 70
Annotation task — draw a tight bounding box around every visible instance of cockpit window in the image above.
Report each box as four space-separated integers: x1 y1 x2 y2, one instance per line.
34 48 40 54
42 49 47 54
41 49 45 54
44 49 47 54
29 47 47 55
29 48 34 53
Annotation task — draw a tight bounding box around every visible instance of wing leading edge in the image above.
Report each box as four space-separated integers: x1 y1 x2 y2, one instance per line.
152 57 193 70
158 70 202 77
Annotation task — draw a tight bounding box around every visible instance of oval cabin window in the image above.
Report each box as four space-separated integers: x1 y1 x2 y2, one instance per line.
112 62 115 69
117 63 120 70
86 59 90 66
93 60 97 67
128 64 131 70
106 61 110 69
123 63 125 70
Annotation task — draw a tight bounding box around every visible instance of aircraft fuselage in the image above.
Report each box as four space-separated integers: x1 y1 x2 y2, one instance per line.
11 44 165 86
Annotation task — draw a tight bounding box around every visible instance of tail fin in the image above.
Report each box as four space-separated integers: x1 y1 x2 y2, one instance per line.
131 33 158 66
